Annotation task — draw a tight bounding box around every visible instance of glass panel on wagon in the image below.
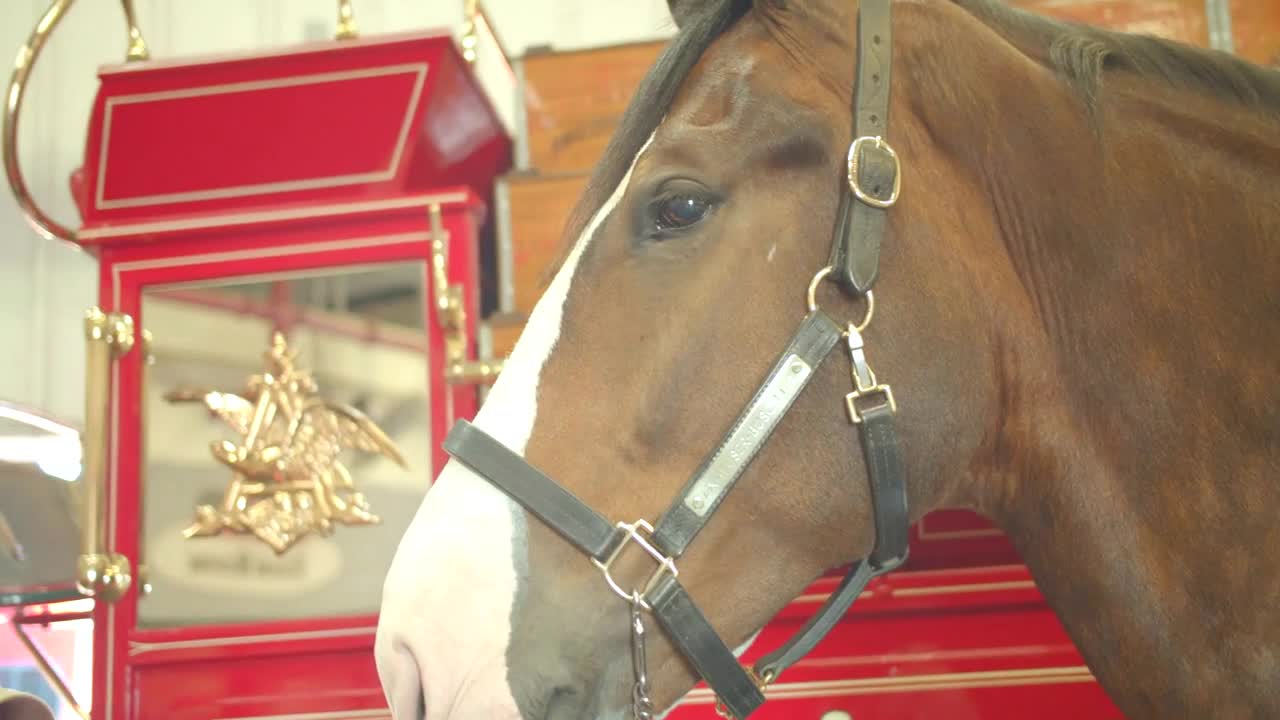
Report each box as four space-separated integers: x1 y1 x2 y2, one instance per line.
135 262 432 628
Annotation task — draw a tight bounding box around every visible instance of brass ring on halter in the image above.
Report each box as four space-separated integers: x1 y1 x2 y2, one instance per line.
806 265 874 333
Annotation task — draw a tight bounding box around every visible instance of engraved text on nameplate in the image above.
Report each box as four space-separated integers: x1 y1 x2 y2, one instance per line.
683 354 813 517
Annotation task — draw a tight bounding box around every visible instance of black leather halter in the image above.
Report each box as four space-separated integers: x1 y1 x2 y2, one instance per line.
441 2 907 717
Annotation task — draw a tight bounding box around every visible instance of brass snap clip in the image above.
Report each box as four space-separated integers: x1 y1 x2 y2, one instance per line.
844 322 896 424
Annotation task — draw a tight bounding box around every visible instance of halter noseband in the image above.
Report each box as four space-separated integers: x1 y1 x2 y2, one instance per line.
441 2 907 717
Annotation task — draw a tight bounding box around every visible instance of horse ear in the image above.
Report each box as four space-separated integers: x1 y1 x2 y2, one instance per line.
669 0 765 30
667 0 708 29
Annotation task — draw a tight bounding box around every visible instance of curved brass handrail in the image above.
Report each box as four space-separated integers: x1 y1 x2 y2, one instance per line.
4 0 150 248
3 0 80 246
2 0 148 245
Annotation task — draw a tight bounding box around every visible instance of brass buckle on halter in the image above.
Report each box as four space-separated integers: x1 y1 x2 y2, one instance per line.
847 135 901 209
846 383 897 424
592 519 678 610
844 321 896 424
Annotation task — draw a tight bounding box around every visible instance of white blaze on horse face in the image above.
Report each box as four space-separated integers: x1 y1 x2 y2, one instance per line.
375 132 658 720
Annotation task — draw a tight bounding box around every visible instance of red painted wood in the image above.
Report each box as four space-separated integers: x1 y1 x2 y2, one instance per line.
101 71 419 203
653 564 1124 718
92 192 486 720
903 509 1024 571
73 30 510 241
131 647 387 720
92 562 1127 719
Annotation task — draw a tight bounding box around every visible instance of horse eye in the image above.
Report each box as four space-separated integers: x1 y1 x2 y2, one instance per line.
653 194 711 232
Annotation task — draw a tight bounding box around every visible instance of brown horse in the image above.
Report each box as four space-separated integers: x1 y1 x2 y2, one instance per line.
375 0 1280 718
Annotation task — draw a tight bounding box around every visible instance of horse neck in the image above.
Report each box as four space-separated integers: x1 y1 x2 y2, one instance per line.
983 72 1280 491
918 23 1280 718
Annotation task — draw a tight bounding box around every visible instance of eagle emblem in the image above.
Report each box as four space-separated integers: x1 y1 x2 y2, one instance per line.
166 332 407 553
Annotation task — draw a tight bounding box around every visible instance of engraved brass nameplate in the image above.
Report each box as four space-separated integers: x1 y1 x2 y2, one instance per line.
683 354 813 517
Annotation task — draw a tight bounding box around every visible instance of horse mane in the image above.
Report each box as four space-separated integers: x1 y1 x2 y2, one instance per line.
951 0 1280 115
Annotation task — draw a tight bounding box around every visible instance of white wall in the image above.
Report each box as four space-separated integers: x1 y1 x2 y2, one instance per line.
0 0 675 428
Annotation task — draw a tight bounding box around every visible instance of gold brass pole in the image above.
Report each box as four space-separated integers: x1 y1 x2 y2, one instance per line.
460 0 479 64
120 0 149 61
428 204 503 385
336 0 358 40
77 307 134 602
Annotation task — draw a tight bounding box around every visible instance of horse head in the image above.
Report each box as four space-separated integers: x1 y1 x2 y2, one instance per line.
375 0 1280 718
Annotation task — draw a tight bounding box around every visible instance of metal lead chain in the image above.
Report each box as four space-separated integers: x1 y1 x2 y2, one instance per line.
630 592 655 720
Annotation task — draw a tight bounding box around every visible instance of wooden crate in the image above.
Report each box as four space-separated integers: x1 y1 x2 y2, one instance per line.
486 321 524 361
1231 0 1280 65
1016 0 1277 64
1020 0 1208 43
496 172 588 319
519 40 665 175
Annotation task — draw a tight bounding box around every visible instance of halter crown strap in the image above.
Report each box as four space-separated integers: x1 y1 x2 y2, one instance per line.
830 0 898 294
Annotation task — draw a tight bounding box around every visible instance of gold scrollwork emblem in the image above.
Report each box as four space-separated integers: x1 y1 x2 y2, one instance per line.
429 203 504 384
166 332 407 554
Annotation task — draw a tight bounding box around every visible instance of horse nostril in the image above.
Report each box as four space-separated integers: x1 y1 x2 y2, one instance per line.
542 684 582 720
